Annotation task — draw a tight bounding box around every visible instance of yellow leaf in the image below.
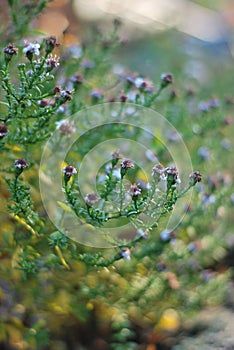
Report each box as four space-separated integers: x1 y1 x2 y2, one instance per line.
57 201 73 212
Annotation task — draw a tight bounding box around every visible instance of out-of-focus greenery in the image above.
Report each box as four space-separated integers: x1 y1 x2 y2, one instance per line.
0 1 233 349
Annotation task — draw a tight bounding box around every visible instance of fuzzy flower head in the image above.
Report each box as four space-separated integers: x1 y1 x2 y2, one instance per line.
121 247 131 261
0 124 8 139
85 193 100 206
120 158 134 178
23 41 40 60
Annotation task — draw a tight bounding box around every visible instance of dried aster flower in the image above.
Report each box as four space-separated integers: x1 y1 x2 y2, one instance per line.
120 158 134 178
152 163 166 181
165 166 181 185
119 93 128 102
129 184 141 198
45 36 60 54
160 73 173 88
189 171 202 186
3 43 18 64
85 193 100 206
59 90 72 102
0 124 8 139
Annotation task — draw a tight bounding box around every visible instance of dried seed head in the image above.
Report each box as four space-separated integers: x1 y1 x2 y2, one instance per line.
60 90 72 102
160 73 173 88
119 93 128 102
129 184 141 198
121 158 134 170
189 171 202 186
152 163 165 175
85 193 100 206
4 44 18 63
165 166 181 185
0 124 8 139
45 36 60 54
56 120 76 136
120 158 134 178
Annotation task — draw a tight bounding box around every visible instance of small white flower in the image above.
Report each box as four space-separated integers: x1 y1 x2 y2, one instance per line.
136 229 148 239
135 77 145 89
23 41 40 56
121 248 131 261
160 229 171 241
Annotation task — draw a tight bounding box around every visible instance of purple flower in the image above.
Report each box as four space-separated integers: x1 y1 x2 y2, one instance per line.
15 158 28 169
62 165 77 178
